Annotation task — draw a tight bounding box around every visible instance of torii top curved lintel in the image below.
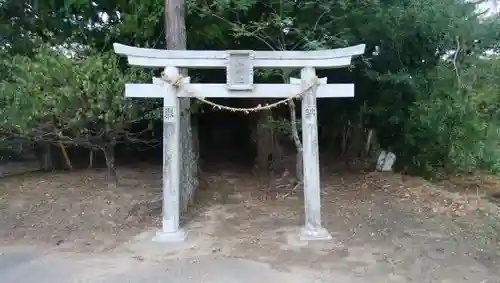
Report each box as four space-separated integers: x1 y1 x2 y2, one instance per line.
113 43 366 69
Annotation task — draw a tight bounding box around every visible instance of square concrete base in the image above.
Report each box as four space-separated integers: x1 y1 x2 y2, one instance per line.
152 229 187 243
298 226 332 241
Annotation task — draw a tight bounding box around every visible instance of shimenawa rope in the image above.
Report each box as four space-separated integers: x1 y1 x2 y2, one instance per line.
160 69 318 114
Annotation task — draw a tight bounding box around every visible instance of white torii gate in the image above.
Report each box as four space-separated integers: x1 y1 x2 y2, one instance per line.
113 43 366 243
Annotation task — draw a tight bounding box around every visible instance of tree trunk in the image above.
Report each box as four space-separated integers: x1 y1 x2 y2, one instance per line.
165 0 198 213
296 150 303 183
254 109 274 172
288 100 303 183
35 142 54 171
103 142 118 186
89 149 93 168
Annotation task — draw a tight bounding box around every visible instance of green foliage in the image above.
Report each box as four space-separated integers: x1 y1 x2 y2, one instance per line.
262 115 301 139
1 0 500 177
394 54 500 176
0 44 156 149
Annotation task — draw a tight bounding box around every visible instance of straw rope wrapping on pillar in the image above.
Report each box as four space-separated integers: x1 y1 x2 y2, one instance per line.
160 66 319 113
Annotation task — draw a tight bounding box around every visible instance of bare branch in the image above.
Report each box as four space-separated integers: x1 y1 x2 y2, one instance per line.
453 35 462 88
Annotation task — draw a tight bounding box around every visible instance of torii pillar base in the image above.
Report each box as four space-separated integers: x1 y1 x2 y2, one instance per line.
152 229 187 243
298 225 332 241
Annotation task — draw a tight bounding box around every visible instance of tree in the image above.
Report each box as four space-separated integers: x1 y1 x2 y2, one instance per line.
0 44 157 183
1 0 500 179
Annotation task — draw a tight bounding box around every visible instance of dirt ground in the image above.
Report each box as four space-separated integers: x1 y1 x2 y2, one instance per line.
0 162 499 282
0 165 162 251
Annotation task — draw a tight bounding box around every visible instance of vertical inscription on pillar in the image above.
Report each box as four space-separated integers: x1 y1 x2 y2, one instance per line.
164 106 175 123
304 106 316 120
226 50 254 91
